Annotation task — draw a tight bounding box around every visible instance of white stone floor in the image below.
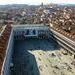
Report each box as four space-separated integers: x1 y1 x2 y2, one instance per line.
28 48 75 75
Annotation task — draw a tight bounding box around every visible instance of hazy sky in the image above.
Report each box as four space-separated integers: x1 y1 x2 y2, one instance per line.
0 0 75 5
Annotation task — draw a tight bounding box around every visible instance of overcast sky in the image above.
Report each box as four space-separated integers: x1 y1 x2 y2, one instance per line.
0 0 75 5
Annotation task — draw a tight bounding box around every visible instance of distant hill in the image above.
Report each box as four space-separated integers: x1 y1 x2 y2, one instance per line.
0 4 75 10
0 4 28 10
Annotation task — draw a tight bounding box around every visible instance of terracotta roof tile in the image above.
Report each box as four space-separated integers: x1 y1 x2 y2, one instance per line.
0 25 12 74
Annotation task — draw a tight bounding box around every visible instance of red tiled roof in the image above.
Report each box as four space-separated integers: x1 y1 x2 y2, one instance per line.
52 26 75 41
0 25 12 74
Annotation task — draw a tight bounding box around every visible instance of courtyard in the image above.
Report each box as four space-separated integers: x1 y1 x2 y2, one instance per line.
12 38 75 75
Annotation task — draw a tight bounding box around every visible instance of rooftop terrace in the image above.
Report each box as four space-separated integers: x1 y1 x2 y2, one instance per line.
12 38 75 75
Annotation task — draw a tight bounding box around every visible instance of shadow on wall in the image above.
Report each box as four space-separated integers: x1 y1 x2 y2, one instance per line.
14 38 60 51
14 28 60 51
11 46 40 75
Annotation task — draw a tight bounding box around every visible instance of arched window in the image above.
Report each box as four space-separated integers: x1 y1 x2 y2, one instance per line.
33 30 36 35
26 29 29 35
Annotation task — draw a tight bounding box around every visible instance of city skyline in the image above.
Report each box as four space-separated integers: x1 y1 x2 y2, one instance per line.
0 0 75 5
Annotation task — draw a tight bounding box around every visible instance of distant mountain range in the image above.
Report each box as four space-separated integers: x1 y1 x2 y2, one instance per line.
0 4 75 10
0 4 40 10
